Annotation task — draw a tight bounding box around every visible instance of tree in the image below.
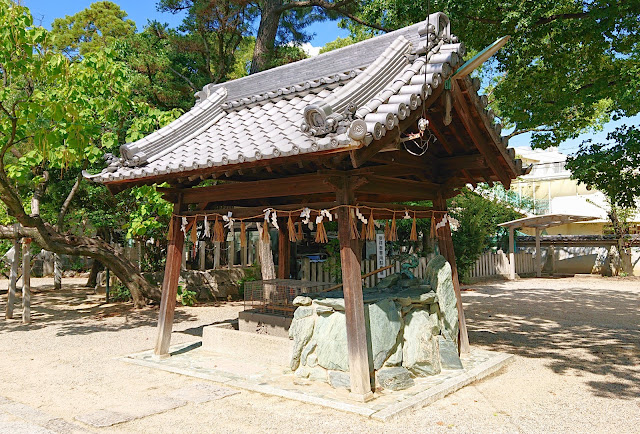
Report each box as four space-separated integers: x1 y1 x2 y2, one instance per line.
157 0 255 81
448 188 523 280
565 125 640 275
0 1 173 306
349 0 640 148
49 1 136 58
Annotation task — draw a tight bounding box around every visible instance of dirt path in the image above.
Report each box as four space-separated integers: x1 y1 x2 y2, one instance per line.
0 277 638 433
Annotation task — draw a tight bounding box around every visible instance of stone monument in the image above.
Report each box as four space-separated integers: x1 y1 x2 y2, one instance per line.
289 255 463 391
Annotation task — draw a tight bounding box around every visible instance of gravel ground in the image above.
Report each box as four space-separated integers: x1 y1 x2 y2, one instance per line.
0 276 638 433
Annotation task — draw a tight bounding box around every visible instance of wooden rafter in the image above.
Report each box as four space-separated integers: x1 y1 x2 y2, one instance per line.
450 80 511 187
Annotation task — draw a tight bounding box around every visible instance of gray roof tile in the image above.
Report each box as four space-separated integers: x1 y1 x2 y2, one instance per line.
86 12 512 185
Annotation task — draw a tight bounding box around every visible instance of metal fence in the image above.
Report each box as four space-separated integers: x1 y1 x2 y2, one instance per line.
243 279 333 316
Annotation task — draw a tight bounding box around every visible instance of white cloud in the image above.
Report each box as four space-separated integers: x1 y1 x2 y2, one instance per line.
301 42 321 57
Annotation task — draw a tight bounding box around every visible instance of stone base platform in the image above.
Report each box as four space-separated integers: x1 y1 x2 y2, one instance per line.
237 310 292 338
122 331 513 421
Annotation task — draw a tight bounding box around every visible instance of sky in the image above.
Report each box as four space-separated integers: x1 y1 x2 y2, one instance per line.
23 0 639 155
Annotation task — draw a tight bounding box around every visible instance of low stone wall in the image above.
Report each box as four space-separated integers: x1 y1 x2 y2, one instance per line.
289 255 463 391
143 267 252 301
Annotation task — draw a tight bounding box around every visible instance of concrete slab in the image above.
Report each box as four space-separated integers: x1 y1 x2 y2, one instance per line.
122 339 513 421
74 384 238 428
202 324 293 367
0 396 88 434
75 410 134 428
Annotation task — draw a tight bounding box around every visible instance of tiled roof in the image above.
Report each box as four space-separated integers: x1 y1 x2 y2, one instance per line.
86 13 501 185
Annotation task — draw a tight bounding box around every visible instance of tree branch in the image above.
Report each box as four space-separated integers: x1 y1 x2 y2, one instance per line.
463 14 501 25
534 11 590 26
168 65 198 91
506 127 555 139
338 9 392 32
56 172 83 231
277 0 392 32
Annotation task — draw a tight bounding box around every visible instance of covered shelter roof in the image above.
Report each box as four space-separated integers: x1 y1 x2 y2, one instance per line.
498 214 598 229
85 12 527 206
500 214 599 279
87 13 530 396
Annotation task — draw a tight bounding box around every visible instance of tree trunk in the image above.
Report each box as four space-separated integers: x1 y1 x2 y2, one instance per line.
616 239 634 276
609 208 634 276
250 0 282 74
54 253 62 290
256 222 276 302
0 224 156 307
256 223 276 279
0 170 156 307
86 259 103 288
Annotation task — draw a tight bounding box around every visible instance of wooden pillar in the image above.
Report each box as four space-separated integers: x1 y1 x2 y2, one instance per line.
277 218 290 279
198 241 206 270
535 227 542 277
227 232 235 267
135 240 142 271
508 226 516 280
336 182 373 402
154 203 185 357
5 237 20 319
213 241 221 269
241 239 248 267
22 238 31 324
53 253 62 290
434 197 470 354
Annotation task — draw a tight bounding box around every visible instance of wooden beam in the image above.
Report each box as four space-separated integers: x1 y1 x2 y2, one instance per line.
357 175 440 199
423 114 454 155
21 238 31 324
460 169 476 187
433 197 470 355
159 174 336 205
508 226 515 280
450 80 512 187
350 127 400 168
336 181 373 401
154 200 185 357
457 76 519 178
5 236 19 319
535 227 542 278
438 153 486 172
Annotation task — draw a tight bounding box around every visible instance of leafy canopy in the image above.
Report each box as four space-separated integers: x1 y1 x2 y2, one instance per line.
565 125 640 209
50 1 136 58
349 0 640 148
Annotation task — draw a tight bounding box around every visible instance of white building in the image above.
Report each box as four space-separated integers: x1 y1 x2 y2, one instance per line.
509 147 640 275
512 146 640 236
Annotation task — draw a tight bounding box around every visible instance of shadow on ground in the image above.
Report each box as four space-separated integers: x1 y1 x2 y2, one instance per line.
0 283 198 336
463 279 640 399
